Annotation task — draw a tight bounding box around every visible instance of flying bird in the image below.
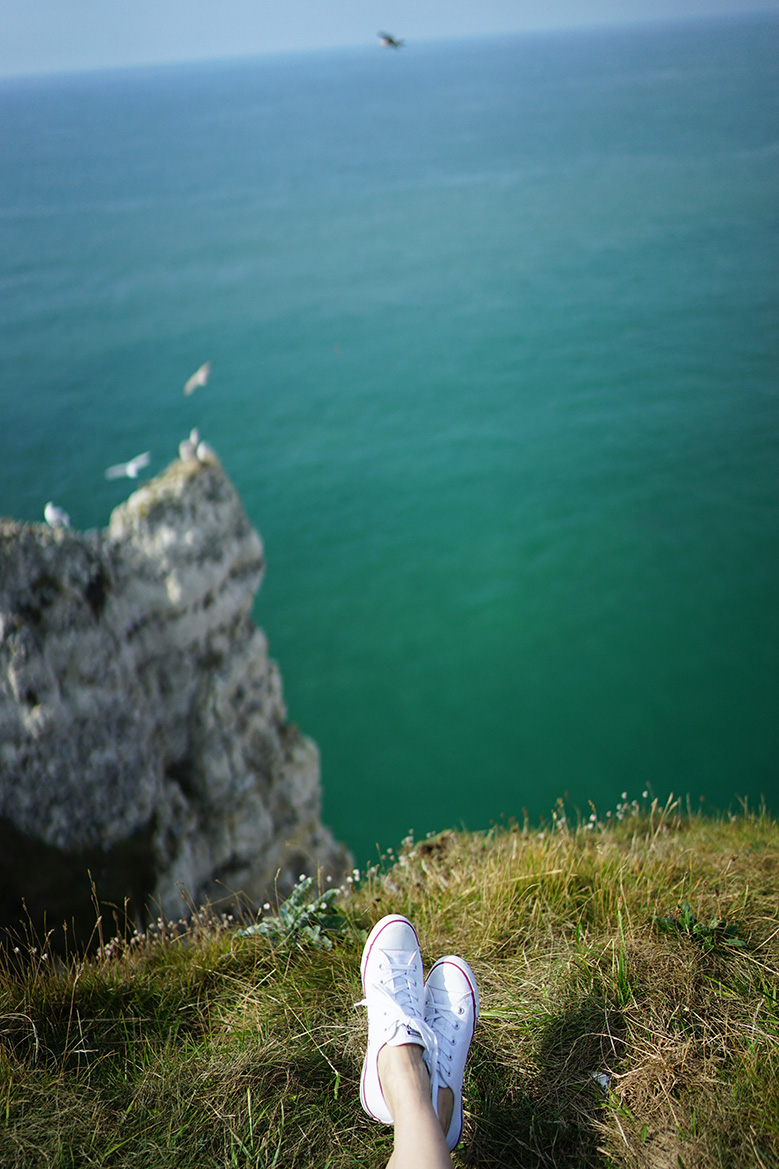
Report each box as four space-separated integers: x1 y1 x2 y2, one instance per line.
44 501 71 528
183 360 211 396
378 31 404 49
180 360 208 397
104 451 152 480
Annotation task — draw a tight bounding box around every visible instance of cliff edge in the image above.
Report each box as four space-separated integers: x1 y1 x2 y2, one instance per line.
0 450 350 939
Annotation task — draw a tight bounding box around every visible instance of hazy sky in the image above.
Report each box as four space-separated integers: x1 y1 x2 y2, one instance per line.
1 0 777 77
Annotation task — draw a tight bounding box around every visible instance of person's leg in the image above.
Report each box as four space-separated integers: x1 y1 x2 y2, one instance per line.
378 1043 452 1169
358 915 449 1166
424 956 480 1152
358 916 478 1167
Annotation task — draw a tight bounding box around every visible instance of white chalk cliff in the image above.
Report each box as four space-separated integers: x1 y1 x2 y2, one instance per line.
0 451 350 937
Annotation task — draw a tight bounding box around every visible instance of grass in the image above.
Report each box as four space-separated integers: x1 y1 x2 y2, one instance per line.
1 794 778 1168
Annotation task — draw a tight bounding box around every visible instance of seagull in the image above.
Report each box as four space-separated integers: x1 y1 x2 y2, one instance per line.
104 451 152 480
179 427 200 462
183 361 211 396
378 31 404 48
196 440 215 462
44 501 71 528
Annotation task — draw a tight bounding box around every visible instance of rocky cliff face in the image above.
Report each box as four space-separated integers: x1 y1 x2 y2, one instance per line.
0 452 350 940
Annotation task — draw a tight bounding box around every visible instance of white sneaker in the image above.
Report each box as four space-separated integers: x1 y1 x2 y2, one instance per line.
424 955 480 1151
357 914 439 1124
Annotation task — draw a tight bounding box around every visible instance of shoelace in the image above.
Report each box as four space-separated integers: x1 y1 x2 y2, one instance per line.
425 986 468 1086
357 954 440 1105
357 952 421 1016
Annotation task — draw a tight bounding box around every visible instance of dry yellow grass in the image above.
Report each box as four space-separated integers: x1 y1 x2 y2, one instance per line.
1 797 777 1167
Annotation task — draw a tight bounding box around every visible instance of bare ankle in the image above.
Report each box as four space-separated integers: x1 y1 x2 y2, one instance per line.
378 1043 431 1119
436 1086 454 1136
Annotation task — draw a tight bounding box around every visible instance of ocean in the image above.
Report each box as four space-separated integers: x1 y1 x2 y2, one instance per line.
1 15 777 867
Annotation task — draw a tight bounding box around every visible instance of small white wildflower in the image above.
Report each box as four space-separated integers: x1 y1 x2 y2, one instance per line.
621 792 627 801
642 790 649 799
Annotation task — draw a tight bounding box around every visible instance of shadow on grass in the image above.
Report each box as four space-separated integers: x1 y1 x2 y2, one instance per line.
462 997 625 1168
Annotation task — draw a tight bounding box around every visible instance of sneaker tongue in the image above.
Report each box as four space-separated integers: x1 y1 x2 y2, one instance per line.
382 953 418 1004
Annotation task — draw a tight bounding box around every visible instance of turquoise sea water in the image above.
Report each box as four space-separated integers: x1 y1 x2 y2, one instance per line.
1 17 777 866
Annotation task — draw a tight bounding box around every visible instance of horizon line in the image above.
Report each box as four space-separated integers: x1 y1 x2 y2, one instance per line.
1 8 776 84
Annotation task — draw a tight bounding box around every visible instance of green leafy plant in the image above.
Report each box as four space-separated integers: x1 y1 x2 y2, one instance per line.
237 877 353 950
653 901 746 952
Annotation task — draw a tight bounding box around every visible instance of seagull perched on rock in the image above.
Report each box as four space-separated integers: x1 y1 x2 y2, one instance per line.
183 361 211 396
196 440 215 462
378 31 404 48
179 428 200 462
44 501 71 528
104 450 151 480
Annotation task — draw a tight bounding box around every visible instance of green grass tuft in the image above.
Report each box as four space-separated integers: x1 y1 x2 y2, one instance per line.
1 796 778 1167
